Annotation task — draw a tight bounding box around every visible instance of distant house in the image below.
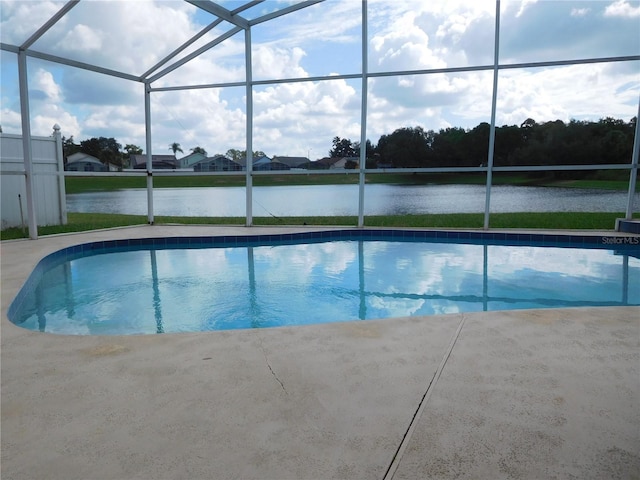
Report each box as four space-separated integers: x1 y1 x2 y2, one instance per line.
331 156 359 169
236 154 268 169
271 156 309 169
233 154 290 171
312 157 341 169
129 154 178 170
254 155 291 171
309 156 359 169
65 152 109 172
259 160 290 171
179 152 207 169
193 155 242 172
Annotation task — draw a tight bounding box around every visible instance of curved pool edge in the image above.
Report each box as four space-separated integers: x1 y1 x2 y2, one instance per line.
3 224 639 337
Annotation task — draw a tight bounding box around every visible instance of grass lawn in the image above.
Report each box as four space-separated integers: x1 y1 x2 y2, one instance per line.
1 211 635 241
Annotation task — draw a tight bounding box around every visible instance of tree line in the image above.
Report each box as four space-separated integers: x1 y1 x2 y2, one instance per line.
329 117 636 174
63 136 142 168
63 116 636 173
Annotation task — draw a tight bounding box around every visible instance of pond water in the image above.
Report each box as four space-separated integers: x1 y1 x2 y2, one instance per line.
66 184 638 217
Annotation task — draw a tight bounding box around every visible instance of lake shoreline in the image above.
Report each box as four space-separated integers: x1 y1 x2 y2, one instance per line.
64 172 635 194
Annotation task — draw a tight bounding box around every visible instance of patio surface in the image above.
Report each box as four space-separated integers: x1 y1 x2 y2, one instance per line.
1 225 639 480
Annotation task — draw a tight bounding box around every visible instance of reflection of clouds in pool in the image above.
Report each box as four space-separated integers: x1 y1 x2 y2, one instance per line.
253 241 357 281
369 295 426 319
173 247 230 270
368 243 484 297
13 239 639 335
487 246 623 277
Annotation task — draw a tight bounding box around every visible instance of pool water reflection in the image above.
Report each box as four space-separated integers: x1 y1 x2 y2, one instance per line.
9 238 640 335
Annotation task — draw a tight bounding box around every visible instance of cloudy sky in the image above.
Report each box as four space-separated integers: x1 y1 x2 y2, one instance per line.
1 0 638 160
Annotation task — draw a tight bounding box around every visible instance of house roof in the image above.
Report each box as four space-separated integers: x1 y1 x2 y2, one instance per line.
192 155 238 165
130 154 178 168
235 155 271 167
66 157 103 166
271 156 310 167
314 157 342 167
179 152 207 166
67 152 100 163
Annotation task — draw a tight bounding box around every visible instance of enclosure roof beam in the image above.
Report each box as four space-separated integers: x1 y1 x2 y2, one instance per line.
0 45 142 82
141 1 263 80
147 53 640 93
147 26 243 84
140 18 224 80
249 0 324 26
20 0 80 50
236 0 266 12
186 0 249 29
0 43 19 54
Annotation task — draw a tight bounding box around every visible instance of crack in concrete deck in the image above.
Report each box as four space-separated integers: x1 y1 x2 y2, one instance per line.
258 336 288 395
384 313 469 480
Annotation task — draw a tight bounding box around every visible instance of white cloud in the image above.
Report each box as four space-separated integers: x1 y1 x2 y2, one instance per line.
32 68 61 102
604 0 640 17
496 63 640 126
253 79 360 155
515 0 539 18
158 51 246 89
571 7 591 17
252 46 308 80
61 24 102 52
0 0 63 45
0 107 21 132
252 0 361 48
32 108 80 139
370 10 446 72
34 1 199 75
149 88 246 155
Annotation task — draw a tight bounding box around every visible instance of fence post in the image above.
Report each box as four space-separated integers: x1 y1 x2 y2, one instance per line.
18 49 38 239
53 124 67 225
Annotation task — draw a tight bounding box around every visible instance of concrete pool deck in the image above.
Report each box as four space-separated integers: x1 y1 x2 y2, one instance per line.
1 225 639 480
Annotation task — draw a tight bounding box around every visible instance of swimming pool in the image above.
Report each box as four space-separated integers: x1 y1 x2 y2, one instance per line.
8 230 640 335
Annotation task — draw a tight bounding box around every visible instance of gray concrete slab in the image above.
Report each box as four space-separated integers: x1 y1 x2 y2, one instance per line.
393 308 640 480
2 226 639 480
1 315 462 480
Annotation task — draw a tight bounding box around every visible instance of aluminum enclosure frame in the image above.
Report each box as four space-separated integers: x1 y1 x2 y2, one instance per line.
1 0 638 238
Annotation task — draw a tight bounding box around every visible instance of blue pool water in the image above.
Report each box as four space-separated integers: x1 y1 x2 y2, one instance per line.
8 230 640 335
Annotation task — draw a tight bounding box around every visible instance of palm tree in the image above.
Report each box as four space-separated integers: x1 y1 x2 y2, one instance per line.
190 146 207 155
169 142 183 155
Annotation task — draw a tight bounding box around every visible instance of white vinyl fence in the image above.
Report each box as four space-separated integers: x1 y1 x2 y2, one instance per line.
0 125 66 230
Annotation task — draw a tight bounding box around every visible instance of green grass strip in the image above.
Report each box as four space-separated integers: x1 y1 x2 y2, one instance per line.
2 212 634 241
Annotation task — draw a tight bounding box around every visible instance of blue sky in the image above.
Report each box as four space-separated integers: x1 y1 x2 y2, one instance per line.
1 0 639 160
